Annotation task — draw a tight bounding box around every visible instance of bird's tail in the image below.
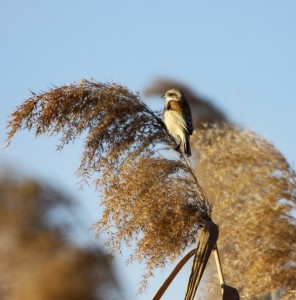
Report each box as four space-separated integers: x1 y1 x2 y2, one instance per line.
184 138 191 157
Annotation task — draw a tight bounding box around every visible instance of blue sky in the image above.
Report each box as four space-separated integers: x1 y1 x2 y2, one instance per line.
1 1 296 299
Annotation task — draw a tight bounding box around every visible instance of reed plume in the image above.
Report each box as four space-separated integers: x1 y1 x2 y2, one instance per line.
6 80 212 290
0 173 122 300
192 125 296 299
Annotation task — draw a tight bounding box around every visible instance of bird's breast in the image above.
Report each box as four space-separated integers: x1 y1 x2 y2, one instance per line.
163 110 184 137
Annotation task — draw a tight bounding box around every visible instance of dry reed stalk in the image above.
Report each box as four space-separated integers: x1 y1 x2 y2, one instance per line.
184 221 219 300
213 247 224 293
213 246 240 300
152 227 241 300
152 249 196 300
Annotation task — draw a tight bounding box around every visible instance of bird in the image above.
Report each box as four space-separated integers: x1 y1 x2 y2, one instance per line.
162 88 193 156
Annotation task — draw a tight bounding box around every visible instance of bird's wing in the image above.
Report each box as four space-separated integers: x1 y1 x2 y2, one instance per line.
182 103 193 135
185 116 193 135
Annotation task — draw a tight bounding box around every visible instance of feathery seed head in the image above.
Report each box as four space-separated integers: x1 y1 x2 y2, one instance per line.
6 80 211 292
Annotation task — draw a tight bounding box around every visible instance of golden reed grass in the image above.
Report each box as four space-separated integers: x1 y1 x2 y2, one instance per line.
6 80 212 291
193 125 296 299
0 173 122 300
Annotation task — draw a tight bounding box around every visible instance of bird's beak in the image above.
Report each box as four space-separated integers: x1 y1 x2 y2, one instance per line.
161 94 165 99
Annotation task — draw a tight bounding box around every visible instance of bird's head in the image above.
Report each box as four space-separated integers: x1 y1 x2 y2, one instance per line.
162 88 185 103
